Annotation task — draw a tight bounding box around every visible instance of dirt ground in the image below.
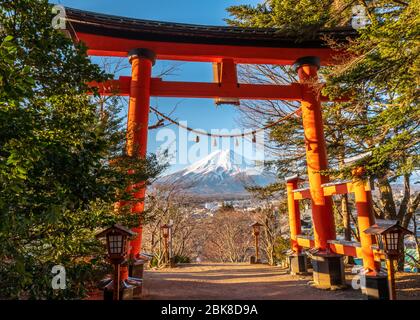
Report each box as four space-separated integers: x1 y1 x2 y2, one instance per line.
87 262 419 300
141 263 363 300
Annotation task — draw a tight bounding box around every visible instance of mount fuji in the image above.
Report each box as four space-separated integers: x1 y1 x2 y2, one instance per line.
154 149 277 196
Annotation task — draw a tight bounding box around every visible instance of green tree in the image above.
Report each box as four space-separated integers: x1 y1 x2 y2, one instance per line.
0 0 164 299
226 0 420 256
225 0 349 33
322 0 420 228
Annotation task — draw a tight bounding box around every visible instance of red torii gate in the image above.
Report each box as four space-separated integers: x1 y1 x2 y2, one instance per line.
65 7 386 298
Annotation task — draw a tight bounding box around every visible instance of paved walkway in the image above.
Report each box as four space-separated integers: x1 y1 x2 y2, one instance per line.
141 263 362 300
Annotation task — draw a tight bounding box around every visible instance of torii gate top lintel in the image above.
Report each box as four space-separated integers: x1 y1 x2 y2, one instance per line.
66 7 355 65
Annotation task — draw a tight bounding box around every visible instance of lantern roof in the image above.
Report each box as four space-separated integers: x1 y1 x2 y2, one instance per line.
364 219 413 236
95 224 137 239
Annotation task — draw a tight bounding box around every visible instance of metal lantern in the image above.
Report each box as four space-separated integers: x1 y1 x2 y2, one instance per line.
161 224 171 239
364 219 413 300
251 222 263 236
250 222 263 264
109 232 127 256
96 224 136 263
383 229 405 257
160 224 172 266
364 219 412 259
96 224 137 301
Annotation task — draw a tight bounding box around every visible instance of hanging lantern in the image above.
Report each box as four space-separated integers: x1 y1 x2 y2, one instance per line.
161 224 171 239
196 135 200 143
252 132 257 143
364 219 413 300
250 222 263 236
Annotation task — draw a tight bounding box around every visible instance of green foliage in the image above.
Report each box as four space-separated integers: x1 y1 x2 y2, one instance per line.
322 0 420 180
226 0 350 35
148 253 192 268
0 1 164 299
227 1 419 225
148 256 159 268
404 248 419 272
273 236 290 264
173 255 191 264
226 1 352 181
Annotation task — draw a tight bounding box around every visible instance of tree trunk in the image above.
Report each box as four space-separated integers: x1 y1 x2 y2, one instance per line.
337 147 354 245
342 194 352 241
341 194 354 264
397 174 411 222
377 177 397 220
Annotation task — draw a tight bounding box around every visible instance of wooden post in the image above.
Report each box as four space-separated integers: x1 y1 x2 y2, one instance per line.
255 233 259 262
386 258 397 300
113 263 120 301
165 236 169 266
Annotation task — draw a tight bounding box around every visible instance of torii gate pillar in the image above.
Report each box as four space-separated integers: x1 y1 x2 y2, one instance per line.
295 56 345 288
286 175 308 274
126 48 155 280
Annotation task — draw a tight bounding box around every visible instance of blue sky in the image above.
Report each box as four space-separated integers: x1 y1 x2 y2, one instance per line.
53 0 263 173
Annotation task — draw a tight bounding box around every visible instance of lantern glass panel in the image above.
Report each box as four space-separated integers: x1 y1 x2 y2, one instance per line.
392 233 396 250
109 234 123 254
386 233 392 249
394 232 400 250
392 234 394 249
376 234 384 250
384 231 401 256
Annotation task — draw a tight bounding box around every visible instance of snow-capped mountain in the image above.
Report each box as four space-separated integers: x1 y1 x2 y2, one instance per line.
154 149 277 195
